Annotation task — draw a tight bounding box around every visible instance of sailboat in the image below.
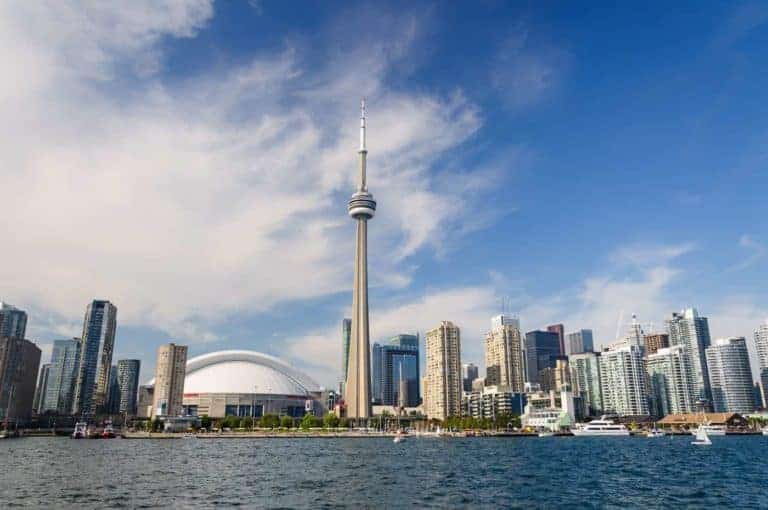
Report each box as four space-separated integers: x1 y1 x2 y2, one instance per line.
691 424 711 446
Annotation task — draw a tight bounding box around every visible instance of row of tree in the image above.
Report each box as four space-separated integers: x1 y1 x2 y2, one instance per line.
441 413 522 431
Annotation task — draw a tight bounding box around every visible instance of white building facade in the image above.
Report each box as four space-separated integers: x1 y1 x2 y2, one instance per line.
705 337 755 414
599 344 650 417
646 345 695 417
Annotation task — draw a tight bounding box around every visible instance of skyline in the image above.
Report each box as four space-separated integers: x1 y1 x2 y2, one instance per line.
2 1 768 387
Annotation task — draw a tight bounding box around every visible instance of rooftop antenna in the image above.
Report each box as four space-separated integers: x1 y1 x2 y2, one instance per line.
615 309 624 341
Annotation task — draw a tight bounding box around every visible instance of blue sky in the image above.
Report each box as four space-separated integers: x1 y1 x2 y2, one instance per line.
2 1 767 386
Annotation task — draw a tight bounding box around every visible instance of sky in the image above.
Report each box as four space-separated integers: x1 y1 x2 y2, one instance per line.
2 1 767 387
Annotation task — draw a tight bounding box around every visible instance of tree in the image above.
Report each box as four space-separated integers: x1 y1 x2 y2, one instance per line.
323 413 340 429
151 417 163 432
200 415 212 430
280 416 294 429
339 417 351 429
260 414 280 429
301 413 321 430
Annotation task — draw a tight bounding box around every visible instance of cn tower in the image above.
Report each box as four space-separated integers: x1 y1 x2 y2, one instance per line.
345 100 376 419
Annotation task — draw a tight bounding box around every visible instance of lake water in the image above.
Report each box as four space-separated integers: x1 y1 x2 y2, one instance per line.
2 435 767 508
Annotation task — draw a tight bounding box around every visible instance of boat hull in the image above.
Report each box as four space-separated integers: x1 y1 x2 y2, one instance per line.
572 430 630 437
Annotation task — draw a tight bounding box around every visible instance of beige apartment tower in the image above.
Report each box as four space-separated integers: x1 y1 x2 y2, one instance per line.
152 343 188 418
425 321 462 420
485 315 525 392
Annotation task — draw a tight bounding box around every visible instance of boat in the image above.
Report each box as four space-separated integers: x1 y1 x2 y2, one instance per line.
689 424 726 436
762 427 768 436
72 422 88 439
571 416 630 436
691 424 712 446
101 420 116 439
538 430 555 437
646 428 665 438
393 431 406 444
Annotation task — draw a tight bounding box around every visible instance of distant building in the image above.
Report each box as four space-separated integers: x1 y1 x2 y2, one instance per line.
341 318 351 382
754 321 768 408
666 308 712 408
106 365 120 414
706 337 755 414
461 363 479 392
524 330 561 384
152 343 188 418
547 324 565 356
137 385 154 418
373 335 420 407
643 333 669 356
424 321 462 420
0 303 27 339
117 359 140 416
0 337 42 424
33 364 52 414
462 385 526 420
646 345 695 417
565 329 594 355
521 390 576 432
569 351 602 417
72 300 118 415
371 342 383 403
599 343 649 417
42 338 81 414
485 315 525 392
538 357 571 393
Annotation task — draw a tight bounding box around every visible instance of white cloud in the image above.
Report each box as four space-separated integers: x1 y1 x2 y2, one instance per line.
0 2 490 343
727 234 766 272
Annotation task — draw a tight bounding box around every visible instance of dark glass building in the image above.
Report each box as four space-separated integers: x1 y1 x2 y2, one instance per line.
525 330 561 384
372 334 420 407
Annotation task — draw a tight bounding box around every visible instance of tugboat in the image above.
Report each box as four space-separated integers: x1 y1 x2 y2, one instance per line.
101 420 116 439
72 422 88 439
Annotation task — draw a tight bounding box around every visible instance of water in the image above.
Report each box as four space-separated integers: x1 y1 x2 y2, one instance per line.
2 435 767 508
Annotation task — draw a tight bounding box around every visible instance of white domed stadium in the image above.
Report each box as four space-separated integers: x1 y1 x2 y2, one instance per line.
144 350 325 419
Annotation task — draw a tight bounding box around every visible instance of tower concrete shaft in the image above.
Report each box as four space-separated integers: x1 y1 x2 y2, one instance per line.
345 100 376 419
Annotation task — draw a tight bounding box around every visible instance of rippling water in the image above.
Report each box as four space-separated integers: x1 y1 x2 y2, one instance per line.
2 435 767 508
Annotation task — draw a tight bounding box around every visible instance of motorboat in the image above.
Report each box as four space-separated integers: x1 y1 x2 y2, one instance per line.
689 424 725 436
537 430 555 437
72 422 88 439
692 424 712 446
646 428 665 438
393 429 406 443
762 426 768 436
571 416 630 436
101 420 116 439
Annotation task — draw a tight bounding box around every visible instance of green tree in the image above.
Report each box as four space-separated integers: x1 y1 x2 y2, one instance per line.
280 416 294 429
301 413 321 430
323 413 340 429
151 417 163 432
339 417 351 429
200 415 212 430
260 414 280 429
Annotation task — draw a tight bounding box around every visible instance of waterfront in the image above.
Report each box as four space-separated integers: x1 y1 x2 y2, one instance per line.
2 436 767 508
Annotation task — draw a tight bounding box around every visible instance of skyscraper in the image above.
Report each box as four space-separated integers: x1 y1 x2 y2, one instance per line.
345 101 376 420
117 359 141 415
485 315 525 392
0 302 27 339
643 333 669 356
754 321 768 408
33 363 52 414
565 329 594 355
341 318 351 382
599 343 649 417
106 365 120 414
706 337 755 414
43 338 81 414
524 330 561 384
425 321 462 420
569 351 602 416
0 337 42 423
646 345 695 417
371 342 383 403
72 300 118 415
547 324 565 356
377 334 420 407
462 363 479 392
666 308 712 408
152 343 188 418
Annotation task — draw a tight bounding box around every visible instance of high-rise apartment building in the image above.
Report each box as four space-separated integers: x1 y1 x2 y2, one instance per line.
72 300 118 415
569 351 602 416
0 302 27 339
547 324 565 356
106 365 120 414
524 330 561 384
599 344 649 417
539 357 571 393
152 343 188 418
373 335 420 407
646 345 695 417
565 329 594 355
371 342 383 403
754 321 768 408
33 364 52 414
485 315 525 392
666 308 712 407
341 318 351 381
0 337 42 423
705 337 755 414
424 321 462 420
43 338 81 414
117 359 140 415
462 363 479 392
643 333 669 356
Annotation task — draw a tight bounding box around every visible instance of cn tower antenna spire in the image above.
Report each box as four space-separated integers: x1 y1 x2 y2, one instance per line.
358 98 367 191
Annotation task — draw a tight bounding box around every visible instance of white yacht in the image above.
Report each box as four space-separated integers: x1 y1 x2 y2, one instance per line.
762 426 768 436
692 424 712 446
646 428 665 438
571 417 630 436
689 424 726 436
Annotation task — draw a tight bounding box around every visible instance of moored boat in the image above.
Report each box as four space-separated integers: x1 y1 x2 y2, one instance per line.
689 424 725 436
571 416 630 437
72 422 87 439
101 420 116 439
691 424 712 446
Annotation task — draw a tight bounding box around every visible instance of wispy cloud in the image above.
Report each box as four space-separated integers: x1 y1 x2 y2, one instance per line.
727 234 766 272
